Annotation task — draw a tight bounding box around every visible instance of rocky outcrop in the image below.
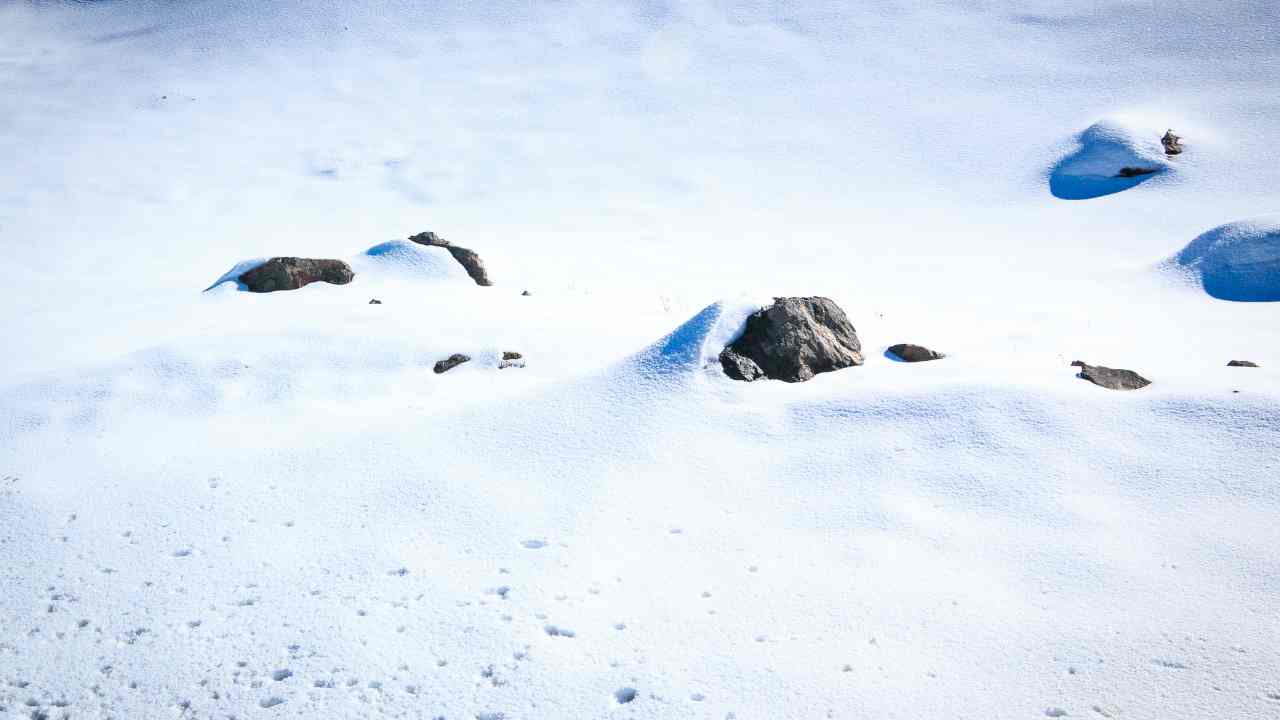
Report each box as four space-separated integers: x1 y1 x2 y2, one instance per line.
1227 360 1259 367
369 298 382 304
1070 360 1151 390
720 297 863 382
1162 129 1183 156
499 351 525 369
409 231 492 286
238 257 354 293
887 343 945 362
433 353 471 374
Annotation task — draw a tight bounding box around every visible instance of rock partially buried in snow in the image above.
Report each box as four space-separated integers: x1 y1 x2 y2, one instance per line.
433 354 471 374
409 230 492 286
498 351 524 369
369 298 382 304
1162 128 1183 155
1070 360 1151 390
1227 360 1259 367
720 297 863 382
887 343 945 362
238 257 354 293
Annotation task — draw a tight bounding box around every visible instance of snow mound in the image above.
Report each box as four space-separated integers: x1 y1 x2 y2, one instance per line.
351 239 468 282
203 257 269 291
1049 118 1174 200
1167 217 1280 301
627 298 763 378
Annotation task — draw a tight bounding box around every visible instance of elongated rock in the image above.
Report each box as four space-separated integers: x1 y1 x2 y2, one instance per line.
409 231 492 286
238 257 354 293
1070 360 1151 390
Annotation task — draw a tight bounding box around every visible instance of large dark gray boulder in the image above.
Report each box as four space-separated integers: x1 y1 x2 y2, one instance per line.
720 297 863 382
1070 360 1151 390
887 343 945 362
409 231 492 286
238 257 354 293
1227 360 1259 367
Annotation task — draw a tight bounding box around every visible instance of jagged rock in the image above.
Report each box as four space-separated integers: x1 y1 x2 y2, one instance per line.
369 298 382 305
887 343 945 362
720 297 863 383
433 353 471 374
1070 360 1151 390
1227 360 1259 367
1162 129 1183 156
1116 166 1158 178
238 257 354 293
499 351 525 369
408 231 492 286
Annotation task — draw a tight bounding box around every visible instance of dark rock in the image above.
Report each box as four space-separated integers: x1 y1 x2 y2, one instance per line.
1227 360 1258 367
1070 360 1151 390
887 343 945 362
521 290 532 296
1116 166 1158 178
409 230 492 286
433 354 471 374
369 298 382 305
1162 129 1183 156
238 257 354 293
499 351 524 369
720 297 863 382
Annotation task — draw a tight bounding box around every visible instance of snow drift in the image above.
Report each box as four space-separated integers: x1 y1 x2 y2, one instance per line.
1167 217 1280 302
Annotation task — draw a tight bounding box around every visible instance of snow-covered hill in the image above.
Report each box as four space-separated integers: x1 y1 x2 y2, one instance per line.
2 2 1278 718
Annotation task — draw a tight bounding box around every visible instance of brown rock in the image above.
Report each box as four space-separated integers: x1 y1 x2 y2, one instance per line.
409 231 492 286
238 257 354 293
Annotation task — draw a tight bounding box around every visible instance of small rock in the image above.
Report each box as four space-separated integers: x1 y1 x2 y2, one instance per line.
369 298 382 304
887 343 945 362
408 231 492 286
498 351 525 369
1227 360 1259 367
238 257 354 293
1162 129 1183 156
1070 360 1151 390
433 354 471 374
720 296 863 382
521 290 532 296
1116 166 1158 178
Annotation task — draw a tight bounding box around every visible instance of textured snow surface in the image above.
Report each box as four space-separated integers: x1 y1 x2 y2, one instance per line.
3 1 1280 719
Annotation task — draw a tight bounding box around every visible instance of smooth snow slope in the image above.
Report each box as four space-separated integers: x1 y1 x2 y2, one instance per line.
2 1 1280 719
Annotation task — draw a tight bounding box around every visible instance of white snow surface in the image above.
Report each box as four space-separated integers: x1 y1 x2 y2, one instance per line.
2 2 1280 719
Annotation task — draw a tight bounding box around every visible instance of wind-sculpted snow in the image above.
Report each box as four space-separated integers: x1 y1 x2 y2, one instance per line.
1049 119 1176 200
3 318 1280 718
1168 218 1280 302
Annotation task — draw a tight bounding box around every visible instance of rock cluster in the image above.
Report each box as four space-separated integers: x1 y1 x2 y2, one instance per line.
1161 129 1183 156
